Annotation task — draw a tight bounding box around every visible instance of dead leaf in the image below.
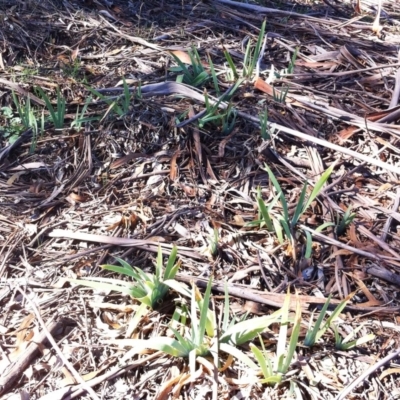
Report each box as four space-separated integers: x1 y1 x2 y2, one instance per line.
354 0 361 14
254 77 275 97
353 276 383 306
6 172 24 185
379 368 400 381
372 0 383 36
365 106 400 122
8 314 35 362
110 152 151 170
169 50 193 65
71 47 79 61
254 77 292 104
156 371 184 400
66 192 89 205
169 50 209 68
106 214 139 231
377 183 392 193
8 162 49 171
179 183 197 197
60 361 113 386
0 78 45 106
146 236 166 242
170 150 180 181
232 214 246 227
338 126 358 142
102 311 122 329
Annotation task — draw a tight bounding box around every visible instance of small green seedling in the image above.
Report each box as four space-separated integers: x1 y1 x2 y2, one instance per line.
263 163 334 241
242 20 266 79
68 246 180 310
36 86 66 130
275 47 299 79
272 85 289 103
198 79 242 134
259 108 270 140
333 323 375 351
336 206 356 236
71 95 100 130
304 292 354 347
68 246 181 336
219 282 282 347
170 47 210 88
105 279 215 376
87 77 131 119
223 47 239 81
249 290 301 385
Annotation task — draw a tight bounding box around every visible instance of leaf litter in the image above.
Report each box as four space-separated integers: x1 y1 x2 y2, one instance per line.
1 0 400 399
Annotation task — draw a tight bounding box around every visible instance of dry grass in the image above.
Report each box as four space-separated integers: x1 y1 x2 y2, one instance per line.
1 0 400 399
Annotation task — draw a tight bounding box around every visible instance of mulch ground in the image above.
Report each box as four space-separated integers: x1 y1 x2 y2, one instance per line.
1 0 400 399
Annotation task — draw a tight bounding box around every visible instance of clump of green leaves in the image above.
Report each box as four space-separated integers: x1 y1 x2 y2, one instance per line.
1 104 26 144
170 47 210 88
103 246 180 309
242 20 266 79
37 86 66 130
249 164 334 247
71 95 100 130
305 292 375 350
304 293 349 347
68 246 182 338
274 46 299 79
219 283 282 348
1 93 45 152
199 93 236 135
333 322 375 351
87 77 131 119
246 290 301 385
107 279 215 375
68 246 180 310
197 79 242 134
223 19 266 81
336 206 356 236
108 278 283 375
259 108 276 140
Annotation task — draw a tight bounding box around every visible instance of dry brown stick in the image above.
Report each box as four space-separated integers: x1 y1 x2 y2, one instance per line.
381 189 400 243
285 62 400 77
47 229 205 261
358 225 400 259
99 15 163 52
336 346 400 400
365 264 400 287
177 274 300 309
38 352 162 400
97 80 400 142
100 81 400 173
299 225 399 264
300 226 400 287
0 319 62 397
266 112 400 163
389 70 400 109
103 81 400 173
0 78 45 106
215 0 336 21
15 287 101 400
176 274 400 314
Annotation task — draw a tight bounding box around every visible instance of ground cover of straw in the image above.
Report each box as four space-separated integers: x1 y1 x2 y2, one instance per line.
1 1 400 399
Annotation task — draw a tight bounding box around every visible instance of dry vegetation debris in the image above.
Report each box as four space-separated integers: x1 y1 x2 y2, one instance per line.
1 0 400 399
